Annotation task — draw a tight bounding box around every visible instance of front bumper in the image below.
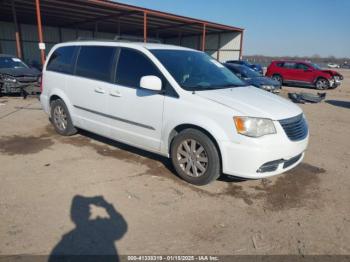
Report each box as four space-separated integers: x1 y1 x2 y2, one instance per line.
219 123 308 179
40 93 50 114
329 78 341 88
0 81 39 93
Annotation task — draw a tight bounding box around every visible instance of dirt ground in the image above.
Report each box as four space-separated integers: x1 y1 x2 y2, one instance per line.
0 70 349 256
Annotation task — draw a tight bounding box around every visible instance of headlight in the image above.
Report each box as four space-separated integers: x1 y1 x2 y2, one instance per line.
261 85 273 90
234 116 276 137
3 75 17 83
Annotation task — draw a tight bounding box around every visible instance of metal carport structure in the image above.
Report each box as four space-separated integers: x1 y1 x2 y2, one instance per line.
0 0 244 65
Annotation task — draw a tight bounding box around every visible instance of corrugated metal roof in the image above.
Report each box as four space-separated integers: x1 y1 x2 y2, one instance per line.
0 0 243 39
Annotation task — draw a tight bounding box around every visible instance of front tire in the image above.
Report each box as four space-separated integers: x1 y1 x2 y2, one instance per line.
50 99 77 136
171 129 221 186
315 78 330 90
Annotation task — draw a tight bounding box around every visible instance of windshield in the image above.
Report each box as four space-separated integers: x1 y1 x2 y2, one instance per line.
0 57 28 69
150 50 247 91
311 63 322 70
235 65 261 78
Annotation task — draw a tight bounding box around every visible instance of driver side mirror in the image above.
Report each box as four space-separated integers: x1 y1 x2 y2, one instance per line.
140 75 162 91
304 68 313 72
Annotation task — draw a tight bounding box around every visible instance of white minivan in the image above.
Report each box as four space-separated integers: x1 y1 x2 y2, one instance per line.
40 41 308 185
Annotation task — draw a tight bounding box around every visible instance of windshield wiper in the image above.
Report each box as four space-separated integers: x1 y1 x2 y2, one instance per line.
181 83 210 90
182 83 248 91
206 83 248 89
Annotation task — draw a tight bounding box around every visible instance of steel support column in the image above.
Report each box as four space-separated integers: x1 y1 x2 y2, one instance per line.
201 23 206 51
11 0 22 58
143 11 147 43
35 0 45 65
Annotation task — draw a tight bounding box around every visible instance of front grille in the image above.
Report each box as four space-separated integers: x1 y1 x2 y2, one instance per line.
279 114 308 141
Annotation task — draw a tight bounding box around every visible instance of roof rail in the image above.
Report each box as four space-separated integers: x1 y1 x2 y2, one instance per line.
75 35 162 43
114 35 162 43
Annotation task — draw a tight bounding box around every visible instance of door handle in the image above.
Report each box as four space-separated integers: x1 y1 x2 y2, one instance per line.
94 87 105 94
109 90 122 97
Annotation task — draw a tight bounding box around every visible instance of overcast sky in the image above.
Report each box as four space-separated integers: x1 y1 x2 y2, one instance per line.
116 0 350 58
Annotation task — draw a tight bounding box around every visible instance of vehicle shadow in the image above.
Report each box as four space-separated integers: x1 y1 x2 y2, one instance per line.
325 100 350 109
78 129 176 173
76 129 241 183
48 195 127 262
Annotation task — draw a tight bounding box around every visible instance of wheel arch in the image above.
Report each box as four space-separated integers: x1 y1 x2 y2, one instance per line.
167 124 223 170
272 73 283 79
47 90 74 119
48 89 73 112
49 94 61 103
314 75 329 84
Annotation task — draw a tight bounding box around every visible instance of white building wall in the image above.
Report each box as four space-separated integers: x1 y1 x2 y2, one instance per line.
218 50 241 62
220 32 241 50
164 31 242 62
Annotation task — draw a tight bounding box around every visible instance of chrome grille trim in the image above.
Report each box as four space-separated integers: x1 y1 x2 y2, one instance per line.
279 114 308 141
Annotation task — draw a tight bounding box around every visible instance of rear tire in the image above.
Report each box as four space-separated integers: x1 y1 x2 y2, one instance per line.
50 99 77 136
315 78 330 90
171 128 221 186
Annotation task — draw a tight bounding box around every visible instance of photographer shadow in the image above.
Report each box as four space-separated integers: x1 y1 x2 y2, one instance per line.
49 195 127 262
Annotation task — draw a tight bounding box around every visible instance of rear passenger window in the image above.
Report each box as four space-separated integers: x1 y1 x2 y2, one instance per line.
76 46 115 82
46 46 76 74
296 63 309 70
283 62 296 69
116 48 162 88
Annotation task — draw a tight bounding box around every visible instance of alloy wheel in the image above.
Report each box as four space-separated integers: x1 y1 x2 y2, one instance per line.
176 139 208 177
53 105 68 131
316 79 329 90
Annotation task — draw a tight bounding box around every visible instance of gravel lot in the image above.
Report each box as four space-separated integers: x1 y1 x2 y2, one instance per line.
0 70 349 256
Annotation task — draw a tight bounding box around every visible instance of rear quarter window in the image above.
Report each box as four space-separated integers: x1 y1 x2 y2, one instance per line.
46 46 76 74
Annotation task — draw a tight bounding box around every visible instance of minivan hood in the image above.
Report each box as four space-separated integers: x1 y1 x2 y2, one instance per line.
196 86 302 120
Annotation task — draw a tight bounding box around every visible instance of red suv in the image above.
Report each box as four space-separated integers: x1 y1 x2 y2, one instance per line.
266 61 343 90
